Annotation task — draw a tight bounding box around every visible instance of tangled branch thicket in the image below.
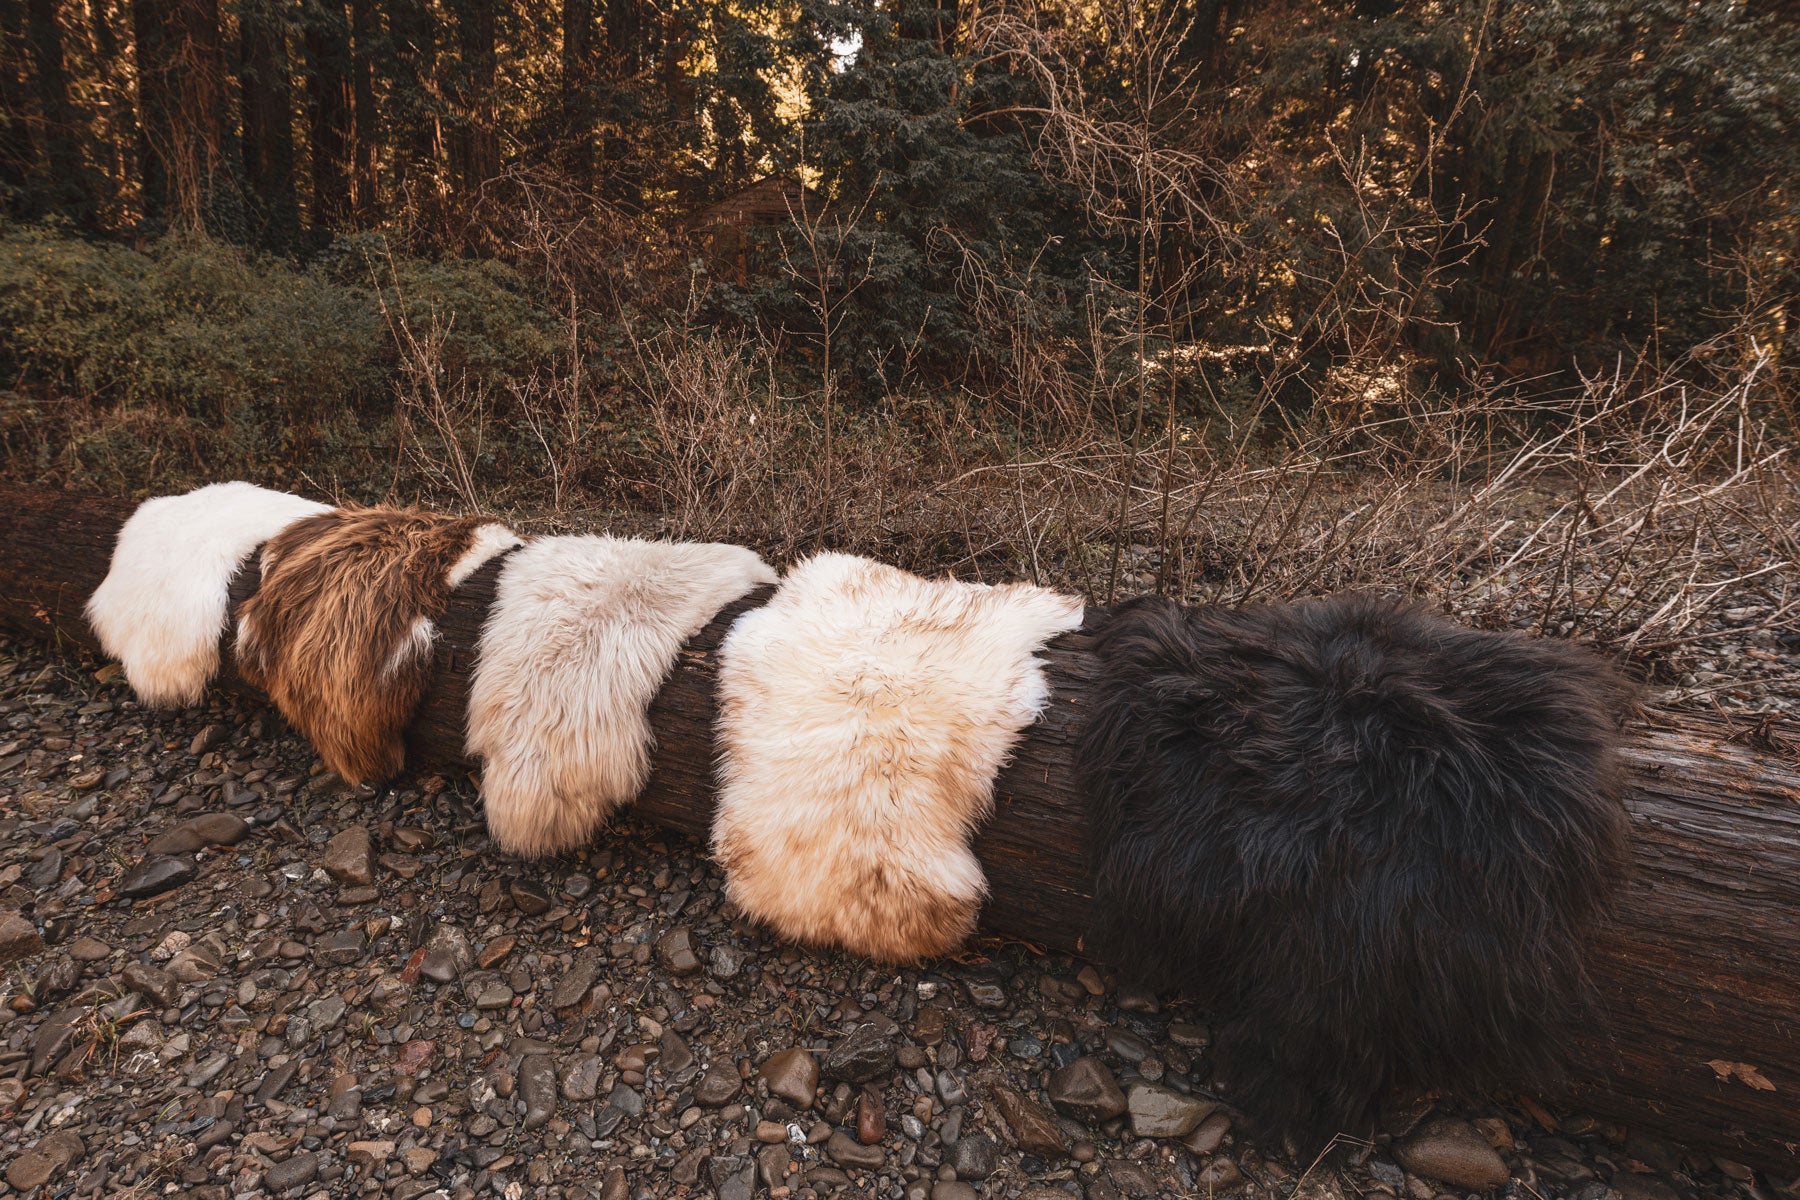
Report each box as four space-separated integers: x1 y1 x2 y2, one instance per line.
637 344 1794 690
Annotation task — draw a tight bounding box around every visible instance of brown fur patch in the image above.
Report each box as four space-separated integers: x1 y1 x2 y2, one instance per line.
235 507 514 784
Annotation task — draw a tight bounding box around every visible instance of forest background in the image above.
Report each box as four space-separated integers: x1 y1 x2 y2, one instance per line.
0 0 1796 698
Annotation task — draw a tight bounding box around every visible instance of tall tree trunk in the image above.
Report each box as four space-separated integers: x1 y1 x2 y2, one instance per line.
130 0 171 222
562 0 594 184
132 0 235 233
604 0 639 76
87 0 135 218
659 7 686 110
0 0 38 212
24 0 97 224
302 0 354 227
349 0 378 223
385 0 437 201
238 0 301 247
447 0 497 218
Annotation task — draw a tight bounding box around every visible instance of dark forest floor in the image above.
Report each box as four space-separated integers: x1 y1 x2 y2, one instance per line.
0 631 1789 1200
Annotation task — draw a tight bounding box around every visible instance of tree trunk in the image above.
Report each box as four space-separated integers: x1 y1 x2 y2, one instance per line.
24 0 97 225
446 0 497 219
132 0 234 233
604 0 639 76
0 0 39 210
1 484 1798 1172
129 0 171 222
561 0 594 184
384 0 437 202
302 0 354 228
348 0 379 223
238 0 302 247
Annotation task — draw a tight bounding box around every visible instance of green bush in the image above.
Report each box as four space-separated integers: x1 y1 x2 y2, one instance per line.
314 232 565 387
0 225 384 421
0 224 565 421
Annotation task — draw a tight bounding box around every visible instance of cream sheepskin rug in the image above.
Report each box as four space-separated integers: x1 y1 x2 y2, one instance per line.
469 535 777 857
85 481 332 707
712 552 1084 961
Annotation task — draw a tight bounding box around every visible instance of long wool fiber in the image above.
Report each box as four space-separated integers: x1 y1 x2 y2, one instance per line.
712 552 1084 962
1078 594 1635 1146
468 535 777 857
85 482 333 707
235 507 521 784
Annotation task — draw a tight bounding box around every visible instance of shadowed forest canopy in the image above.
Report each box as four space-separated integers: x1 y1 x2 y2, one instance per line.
0 0 1794 507
4 0 1796 356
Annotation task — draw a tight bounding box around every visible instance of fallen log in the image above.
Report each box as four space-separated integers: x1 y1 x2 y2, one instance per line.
0 483 1797 1171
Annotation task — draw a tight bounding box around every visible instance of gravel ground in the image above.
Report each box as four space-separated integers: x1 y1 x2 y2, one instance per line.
0 636 1788 1200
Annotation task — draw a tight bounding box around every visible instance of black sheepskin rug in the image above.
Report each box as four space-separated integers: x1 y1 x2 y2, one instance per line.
1078 594 1635 1147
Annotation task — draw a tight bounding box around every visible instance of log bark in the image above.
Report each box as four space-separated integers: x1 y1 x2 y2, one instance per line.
0 484 1797 1171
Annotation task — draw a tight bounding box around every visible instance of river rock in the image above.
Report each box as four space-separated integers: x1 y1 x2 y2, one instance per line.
858 1087 888 1144
0 911 41 961
421 923 474 984
950 1132 1000 1179
188 811 251 844
1127 1082 1215 1138
1396 1118 1511 1190
695 1058 741 1106
992 1085 1067 1156
117 854 196 897
828 1129 886 1169
1047 1055 1126 1123
322 827 374 885
6 1130 83 1191
655 927 700 974
825 1022 898 1082
121 961 181 1007
509 880 551 914
710 1155 756 1200
561 1054 602 1102
264 1150 319 1191
520 1054 559 1130
760 1047 819 1108
552 949 601 1007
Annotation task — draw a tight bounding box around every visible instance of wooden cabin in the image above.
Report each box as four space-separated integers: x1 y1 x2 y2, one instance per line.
690 177 820 287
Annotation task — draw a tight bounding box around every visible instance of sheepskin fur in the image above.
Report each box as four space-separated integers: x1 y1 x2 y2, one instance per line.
235 508 521 784
85 482 333 707
468 535 777 857
1078 594 1636 1146
713 553 1084 962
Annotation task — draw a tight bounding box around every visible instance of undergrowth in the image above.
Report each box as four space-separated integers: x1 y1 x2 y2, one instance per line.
1 224 1793 713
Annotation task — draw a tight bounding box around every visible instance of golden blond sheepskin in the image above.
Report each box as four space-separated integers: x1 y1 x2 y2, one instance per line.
86 482 333 707
712 552 1083 962
468 535 777 857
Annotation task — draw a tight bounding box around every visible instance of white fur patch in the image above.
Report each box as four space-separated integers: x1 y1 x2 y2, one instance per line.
382 616 439 680
468 535 778 857
446 523 525 589
85 482 332 707
712 552 1083 961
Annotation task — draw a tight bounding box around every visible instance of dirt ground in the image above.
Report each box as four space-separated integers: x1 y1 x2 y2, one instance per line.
0 628 1792 1200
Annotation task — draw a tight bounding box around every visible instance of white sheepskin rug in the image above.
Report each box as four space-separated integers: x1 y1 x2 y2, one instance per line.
468 535 778 857
85 481 332 707
712 552 1084 962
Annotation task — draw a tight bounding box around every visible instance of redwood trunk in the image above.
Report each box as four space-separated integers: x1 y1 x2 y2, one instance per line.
302 0 354 228
0 485 1796 1171
238 0 301 246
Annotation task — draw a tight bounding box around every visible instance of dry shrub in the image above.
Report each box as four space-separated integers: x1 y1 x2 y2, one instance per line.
623 328 1794 709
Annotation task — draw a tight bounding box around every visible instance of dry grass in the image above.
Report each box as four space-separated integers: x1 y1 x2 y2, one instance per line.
380 298 1797 714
